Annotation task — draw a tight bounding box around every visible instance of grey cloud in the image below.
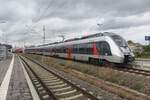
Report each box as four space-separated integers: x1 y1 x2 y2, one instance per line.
101 13 150 30
0 0 150 46
33 0 150 21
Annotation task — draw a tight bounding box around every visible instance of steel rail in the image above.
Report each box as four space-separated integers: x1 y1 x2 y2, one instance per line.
20 56 58 100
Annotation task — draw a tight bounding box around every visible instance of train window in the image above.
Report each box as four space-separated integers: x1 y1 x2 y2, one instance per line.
49 48 51 52
58 47 62 53
111 35 127 47
73 44 78 53
83 43 87 54
57 43 92 54
63 47 66 53
43 48 48 52
86 43 92 54
60 46 63 53
52 48 56 52
57 46 63 53
78 43 85 54
76 43 92 54
75 44 79 53
71 43 92 54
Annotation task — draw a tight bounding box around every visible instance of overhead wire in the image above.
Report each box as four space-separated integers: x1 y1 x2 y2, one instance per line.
36 0 54 22
29 0 71 44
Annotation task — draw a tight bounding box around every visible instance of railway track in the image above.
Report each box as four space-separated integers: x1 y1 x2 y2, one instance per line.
20 56 101 100
27 53 150 78
116 66 150 77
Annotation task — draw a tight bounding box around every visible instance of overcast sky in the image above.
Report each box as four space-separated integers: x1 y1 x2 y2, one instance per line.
0 0 150 47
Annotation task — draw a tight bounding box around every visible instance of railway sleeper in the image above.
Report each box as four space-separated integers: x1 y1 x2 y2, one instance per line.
59 93 84 100
40 76 55 79
48 83 67 88
42 94 50 100
52 86 72 92
54 86 75 93
57 92 85 99
55 89 77 96
41 77 58 81
45 81 64 86
37 87 44 91
43 79 60 83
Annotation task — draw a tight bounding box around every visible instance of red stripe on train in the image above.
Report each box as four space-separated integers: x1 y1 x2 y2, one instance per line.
93 42 99 56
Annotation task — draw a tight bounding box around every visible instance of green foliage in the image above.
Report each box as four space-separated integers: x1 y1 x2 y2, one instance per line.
135 52 150 58
135 45 150 58
131 82 144 92
127 40 134 44
143 45 150 52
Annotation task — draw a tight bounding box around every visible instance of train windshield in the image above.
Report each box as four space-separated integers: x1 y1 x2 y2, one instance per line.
111 35 128 47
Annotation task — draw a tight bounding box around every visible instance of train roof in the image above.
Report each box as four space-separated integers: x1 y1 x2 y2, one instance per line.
26 32 117 49
47 32 115 43
80 32 115 40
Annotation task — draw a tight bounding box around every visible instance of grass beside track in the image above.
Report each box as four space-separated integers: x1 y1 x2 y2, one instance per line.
24 54 150 99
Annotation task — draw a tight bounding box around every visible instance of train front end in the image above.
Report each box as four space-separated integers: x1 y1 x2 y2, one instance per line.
111 35 135 64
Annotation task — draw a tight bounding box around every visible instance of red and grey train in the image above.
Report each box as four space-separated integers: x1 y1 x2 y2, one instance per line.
25 32 135 64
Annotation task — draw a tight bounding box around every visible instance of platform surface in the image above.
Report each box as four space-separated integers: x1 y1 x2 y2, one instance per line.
0 54 33 100
0 55 12 85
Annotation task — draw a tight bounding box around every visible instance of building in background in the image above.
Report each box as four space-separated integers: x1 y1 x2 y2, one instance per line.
0 44 8 60
0 43 12 60
128 41 144 53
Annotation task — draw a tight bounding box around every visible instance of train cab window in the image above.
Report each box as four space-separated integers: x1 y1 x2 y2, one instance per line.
111 35 127 47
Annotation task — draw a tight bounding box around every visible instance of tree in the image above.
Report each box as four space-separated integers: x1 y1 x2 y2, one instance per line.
127 40 134 44
143 45 150 52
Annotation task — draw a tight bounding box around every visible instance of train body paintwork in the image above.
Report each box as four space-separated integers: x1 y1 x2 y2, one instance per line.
25 32 134 64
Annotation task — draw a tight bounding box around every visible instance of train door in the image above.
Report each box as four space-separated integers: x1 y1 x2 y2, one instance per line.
101 42 111 56
96 41 111 56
